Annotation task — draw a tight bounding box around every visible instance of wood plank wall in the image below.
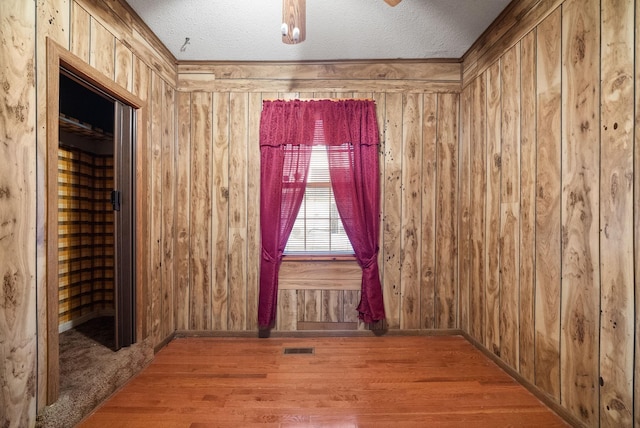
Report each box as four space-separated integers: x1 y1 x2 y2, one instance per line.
461 0 638 426
175 63 461 333
0 1 38 426
0 0 178 421
9 0 639 426
66 0 178 351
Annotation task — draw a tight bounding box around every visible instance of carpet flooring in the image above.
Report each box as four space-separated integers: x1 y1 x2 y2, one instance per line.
36 317 153 428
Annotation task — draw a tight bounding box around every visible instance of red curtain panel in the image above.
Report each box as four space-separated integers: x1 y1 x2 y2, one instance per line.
258 99 385 330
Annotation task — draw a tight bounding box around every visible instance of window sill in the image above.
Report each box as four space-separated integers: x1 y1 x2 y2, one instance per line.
282 254 356 262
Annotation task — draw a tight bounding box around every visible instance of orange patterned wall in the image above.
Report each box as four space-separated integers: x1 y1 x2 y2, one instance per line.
58 146 114 325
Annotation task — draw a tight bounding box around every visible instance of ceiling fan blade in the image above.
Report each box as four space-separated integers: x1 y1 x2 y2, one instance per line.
384 0 402 6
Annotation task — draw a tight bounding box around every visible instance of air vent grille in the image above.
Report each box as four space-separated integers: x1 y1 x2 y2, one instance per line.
283 347 315 355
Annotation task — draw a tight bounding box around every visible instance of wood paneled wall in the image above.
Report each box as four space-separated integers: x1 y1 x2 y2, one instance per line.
63 0 178 352
174 66 461 334
0 0 178 423
460 0 638 426
1 1 38 426
9 0 640 426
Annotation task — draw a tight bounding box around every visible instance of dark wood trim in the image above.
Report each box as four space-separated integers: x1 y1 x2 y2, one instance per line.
174 328 464 339
152 332 175 354
45 37 61 405
296 322 358 331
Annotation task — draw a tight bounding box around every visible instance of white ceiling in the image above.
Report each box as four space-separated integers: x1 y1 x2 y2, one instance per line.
125 0 512 62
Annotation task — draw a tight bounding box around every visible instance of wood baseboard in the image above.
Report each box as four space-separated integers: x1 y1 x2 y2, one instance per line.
461 331 584 428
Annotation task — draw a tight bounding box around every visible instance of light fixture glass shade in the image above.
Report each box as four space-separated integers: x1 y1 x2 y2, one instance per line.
282 0 305 44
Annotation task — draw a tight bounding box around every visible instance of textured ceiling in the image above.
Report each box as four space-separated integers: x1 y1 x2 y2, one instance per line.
124 0 512 62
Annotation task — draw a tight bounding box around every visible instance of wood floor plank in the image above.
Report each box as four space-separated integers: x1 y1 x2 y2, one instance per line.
79 336 568 427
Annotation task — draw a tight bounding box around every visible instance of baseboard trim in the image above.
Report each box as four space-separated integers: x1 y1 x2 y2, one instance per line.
153 332 175 354
173 328 463 339
461 331 584 428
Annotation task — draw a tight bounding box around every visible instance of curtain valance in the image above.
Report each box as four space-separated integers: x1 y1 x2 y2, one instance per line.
259 99 380 147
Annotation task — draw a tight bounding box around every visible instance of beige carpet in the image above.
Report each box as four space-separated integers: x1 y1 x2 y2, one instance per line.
36 317 153 428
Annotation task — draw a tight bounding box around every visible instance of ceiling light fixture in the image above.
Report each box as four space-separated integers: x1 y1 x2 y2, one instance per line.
282 0 305 44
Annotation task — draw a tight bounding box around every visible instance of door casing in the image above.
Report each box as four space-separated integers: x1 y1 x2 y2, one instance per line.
45 38 145 405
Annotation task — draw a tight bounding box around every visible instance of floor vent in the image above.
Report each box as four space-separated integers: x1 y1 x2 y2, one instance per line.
283 347 315 355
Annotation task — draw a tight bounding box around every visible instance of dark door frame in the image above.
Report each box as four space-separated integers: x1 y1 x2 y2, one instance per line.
113 100 136 350
45 38 145 404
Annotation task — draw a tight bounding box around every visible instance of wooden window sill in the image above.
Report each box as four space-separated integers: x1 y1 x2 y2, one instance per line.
282 254 356 262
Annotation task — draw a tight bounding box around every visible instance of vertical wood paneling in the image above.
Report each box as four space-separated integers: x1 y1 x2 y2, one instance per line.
16 0 640 424
246 92 262 330
37 0 69 408
175 91 191 331
277 289 297 331
149 73 163 344
499 44 521 370
635 3 640 426
469 75 486 343
161 82 175 341
305 290 322 322
211 92 229 330
343 290 360 323
635 0 640 422
561 0 601 423
420 93 437 329
599 0 634 425
459 85 471 333
435 93 458 329
322 291 343 322
1 0 37 424
30 0 177 416
297 289 306 323
400 93 421 329
70 2 90 61
115 40 133 91
382 92 403 329
373 91 386 329
189 92 213 330
132 56 152 340
519 30 537 384
89 18 114 79
228 92 248 331
534 8 562 399
485 61 502 354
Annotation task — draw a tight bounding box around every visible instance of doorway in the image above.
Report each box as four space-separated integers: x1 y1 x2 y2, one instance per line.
44 39 146 405
57 70 135 351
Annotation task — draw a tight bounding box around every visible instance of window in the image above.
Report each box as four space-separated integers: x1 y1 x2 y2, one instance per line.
284 122 353 255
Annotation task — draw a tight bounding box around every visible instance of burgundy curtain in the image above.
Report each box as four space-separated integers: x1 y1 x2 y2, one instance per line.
259 101 313 328
259 99 386 329
325 100 385 323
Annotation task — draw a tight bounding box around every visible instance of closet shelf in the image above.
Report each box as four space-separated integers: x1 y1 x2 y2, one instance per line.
59 114 113 143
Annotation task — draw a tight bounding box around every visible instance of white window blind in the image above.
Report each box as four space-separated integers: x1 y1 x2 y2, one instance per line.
284 122 353 255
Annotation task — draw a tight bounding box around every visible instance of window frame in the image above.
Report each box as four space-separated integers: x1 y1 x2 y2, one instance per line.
283 144 355 258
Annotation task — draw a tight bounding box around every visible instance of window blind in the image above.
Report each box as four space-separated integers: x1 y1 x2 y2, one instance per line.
284 122 353 255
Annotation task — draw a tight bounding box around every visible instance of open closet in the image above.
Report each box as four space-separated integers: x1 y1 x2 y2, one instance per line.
57 70 135 353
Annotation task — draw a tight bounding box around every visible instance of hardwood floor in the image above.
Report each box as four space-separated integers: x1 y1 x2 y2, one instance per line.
79 336 568 427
